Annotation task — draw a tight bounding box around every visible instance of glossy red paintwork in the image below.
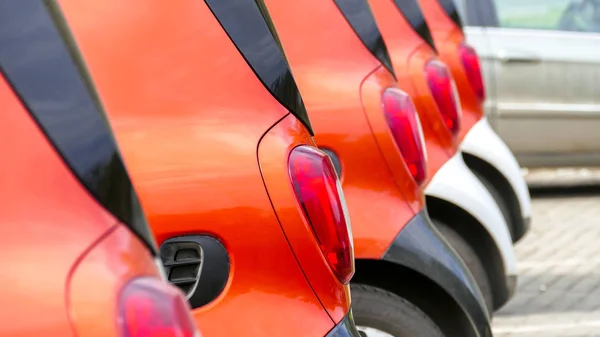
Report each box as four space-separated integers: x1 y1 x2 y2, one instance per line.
0 75 160 337
259 115 352 322
418 0 484 142
263 0 424 261
58 0 347 335
369 0 460 182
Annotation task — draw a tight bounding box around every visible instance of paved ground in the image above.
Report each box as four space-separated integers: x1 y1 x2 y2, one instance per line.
492 181 600 337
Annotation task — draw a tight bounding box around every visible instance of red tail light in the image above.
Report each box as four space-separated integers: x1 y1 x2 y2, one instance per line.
425 60 462 136
382 88 427 185
120 277 199 337
289 145 354 285
459 43 486 103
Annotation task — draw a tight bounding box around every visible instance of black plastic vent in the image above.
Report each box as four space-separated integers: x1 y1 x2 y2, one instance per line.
161 241 204 295
160 235 230 309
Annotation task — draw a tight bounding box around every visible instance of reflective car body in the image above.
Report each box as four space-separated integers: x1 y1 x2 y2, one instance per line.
0 2 197 336
419 0 532 245
58 0 359 336
370 0 518 311
264 0 492 335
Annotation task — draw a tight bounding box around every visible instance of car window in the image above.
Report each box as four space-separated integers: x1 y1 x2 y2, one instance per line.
492 0 600 33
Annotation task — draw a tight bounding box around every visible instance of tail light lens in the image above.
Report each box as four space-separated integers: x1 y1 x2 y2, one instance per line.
119 277 199 337
425 60 462 136
289 145 355 285
382 88 427 185
459 43 486 103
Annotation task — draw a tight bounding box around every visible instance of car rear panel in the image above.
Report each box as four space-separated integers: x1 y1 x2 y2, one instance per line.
204 0 313 135
359 65 424 214
418 0 483 140
333 0 395 75
67 225 161 337
434 0 464 29
0 2 158 335
369 0 458 182
0 73 104 337
390 0 438 50
0 0 156 254
258 114 352 323
263 0 417 260
58 0 338 335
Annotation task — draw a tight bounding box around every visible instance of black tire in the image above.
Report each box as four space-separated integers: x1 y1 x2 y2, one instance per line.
433 220 494 312
472 170 515 241
352 284 445 337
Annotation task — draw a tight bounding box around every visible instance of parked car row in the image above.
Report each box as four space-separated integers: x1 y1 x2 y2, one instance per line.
0 0 532 336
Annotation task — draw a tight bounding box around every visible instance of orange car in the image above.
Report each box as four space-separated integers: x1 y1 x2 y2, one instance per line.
369 0 520 313
418 0 532 247
264 0 491 336
0 2 199 337
57 0 360 336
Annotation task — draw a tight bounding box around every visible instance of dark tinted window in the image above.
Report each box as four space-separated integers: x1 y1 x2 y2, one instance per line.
205 0 313 135
334 0 396 77
0 1 157 254
392 0 437 51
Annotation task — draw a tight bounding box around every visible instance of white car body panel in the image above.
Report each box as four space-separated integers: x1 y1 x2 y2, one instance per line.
425 152 517 276
460 117 532 219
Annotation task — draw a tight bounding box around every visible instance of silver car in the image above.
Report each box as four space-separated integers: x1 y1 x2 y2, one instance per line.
453 0 600 167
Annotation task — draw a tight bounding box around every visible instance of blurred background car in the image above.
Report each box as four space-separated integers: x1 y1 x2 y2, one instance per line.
57 0 361 336
454 0 600 168
0 2 199 336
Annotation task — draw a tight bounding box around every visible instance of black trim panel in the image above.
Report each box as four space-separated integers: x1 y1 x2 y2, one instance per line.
437 0 464 28
0 1 157 254
204 0 313 135
333 0 396 77
391 0 437 51
326 310 362 337
160 235 230 309
383 209 492 337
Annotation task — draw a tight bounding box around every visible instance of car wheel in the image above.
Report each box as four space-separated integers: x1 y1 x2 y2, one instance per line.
352 284 445 337
433 220 494 312
472 170 515 241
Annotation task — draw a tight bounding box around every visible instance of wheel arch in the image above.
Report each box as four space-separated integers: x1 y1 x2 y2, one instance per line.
353 258 477 337
462 151 527 243
426 195 510 309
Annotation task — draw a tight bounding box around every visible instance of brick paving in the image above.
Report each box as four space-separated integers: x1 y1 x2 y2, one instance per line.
492 182 600 337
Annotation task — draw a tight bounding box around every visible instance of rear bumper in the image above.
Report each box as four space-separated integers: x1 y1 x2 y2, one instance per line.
326 311 361 337
382 210 492 337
